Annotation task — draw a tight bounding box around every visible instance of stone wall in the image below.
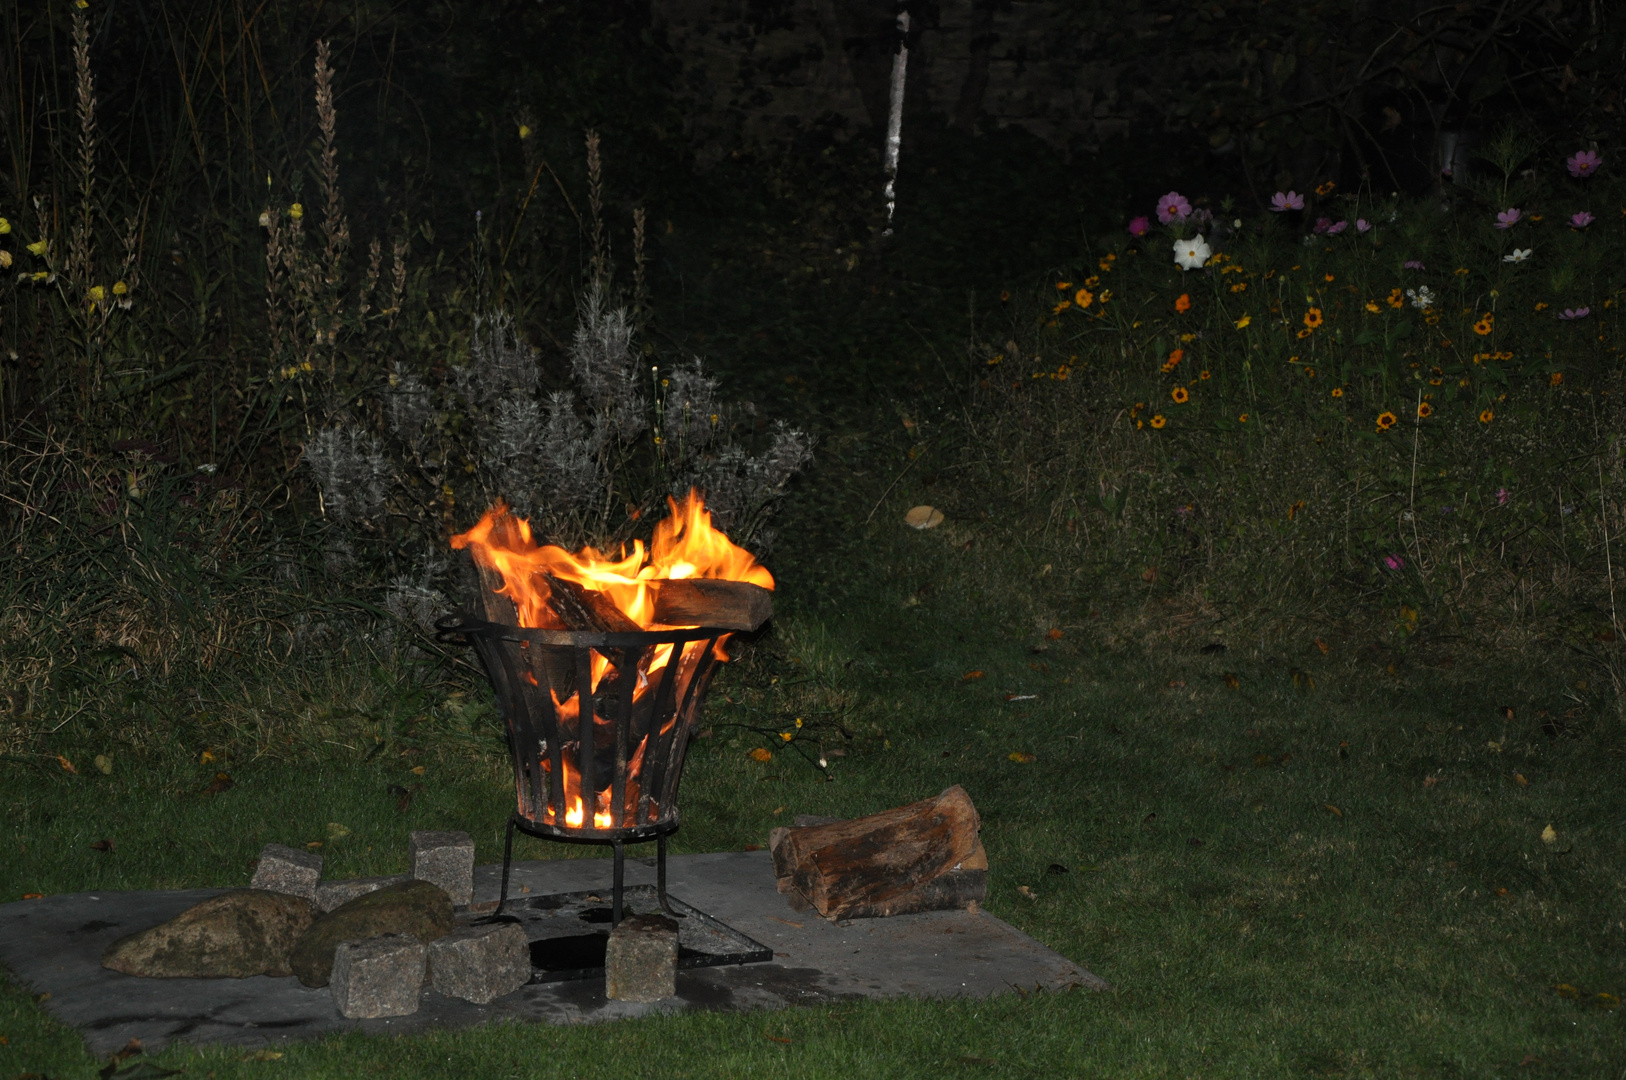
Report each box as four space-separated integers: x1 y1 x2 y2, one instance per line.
652 0 1128 166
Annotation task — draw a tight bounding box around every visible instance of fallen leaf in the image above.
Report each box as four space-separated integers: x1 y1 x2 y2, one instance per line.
1324 804 1343 817
1008 751 1036 763
57 755 78 775
1596 992 1621 1009
904 505 944 530
1046 628 1064 640
410 765 426 776
243 1049 283 1060
305 841 323 850
1519 1054 1541 1067
1512 772 1528 787
22 892 43 899
1291 669 1315 690
767 916 803 928
1141 566 1158 583
742 844 763 852
1555 983 1581 999
748 747 773 763
765 1034 793 1044
326 823 351 840
1485 739 1504 753
32 992 50 1002
89 838 114 853
962 670 985 681
1423 775 1440 788
1313 637 1330 654
1222 673 1240 690
1500 705 1515 720
94 754 113 775
201 772 233 795
1495 887 1510 897
199 749 215 764
1016 885 1036 899
1167 679 1186 688
1253 754 1275 767
1541 824 1559 845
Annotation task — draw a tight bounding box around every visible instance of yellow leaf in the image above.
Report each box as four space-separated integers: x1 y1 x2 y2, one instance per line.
748 747 772 763
200 749 215 764
326 823 351 839
411 765 426 775
244 1050 284 1061
1541 824 1558 846
1324 804 1343 817
1222 673 1240 690
57 754 77 775
1512 772 1529 787
962 670 985 681
1008 752 1036 764
904 505 944 530
1596 992 1620 1009
1555 983 1581 999
94 754 112 775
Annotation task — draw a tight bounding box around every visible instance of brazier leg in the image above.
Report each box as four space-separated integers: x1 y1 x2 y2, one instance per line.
612 840 625 926
656 834 684 918
496 815 518 916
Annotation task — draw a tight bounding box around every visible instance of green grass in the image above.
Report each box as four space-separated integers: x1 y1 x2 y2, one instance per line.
4 438 1625 1077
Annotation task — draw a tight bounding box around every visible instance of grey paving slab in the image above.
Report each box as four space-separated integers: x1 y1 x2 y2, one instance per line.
0 851 1105 1055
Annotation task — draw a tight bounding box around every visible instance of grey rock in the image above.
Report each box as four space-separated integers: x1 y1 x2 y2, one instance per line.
410 830 474 906
290 879 453 987
427 922 531 1004
330 934 425 1019
101 889 313 978
315 874 410 914
604 913 678 1002
249 844 322 902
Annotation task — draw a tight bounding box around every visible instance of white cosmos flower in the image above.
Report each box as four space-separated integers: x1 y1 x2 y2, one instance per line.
1503 248 1532 263
1173 234 1211 271
1406 286 1435 309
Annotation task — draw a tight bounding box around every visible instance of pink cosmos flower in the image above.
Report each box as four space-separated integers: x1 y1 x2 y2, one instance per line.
1558 307 1591 321
1312 217 1333 235
1325 220 1349 236
1127 215 1150 237
1356 219 1372 233
1270 191 1304 212
1156 192 1192 224
1567 150 1602 178
1495 208 1522 229
1570 210 1595 229
1383 554 1405 571
1404 260 1425 270
1496 488 1509 506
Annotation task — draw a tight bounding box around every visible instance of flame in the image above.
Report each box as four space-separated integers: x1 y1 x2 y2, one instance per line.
451 490 769 830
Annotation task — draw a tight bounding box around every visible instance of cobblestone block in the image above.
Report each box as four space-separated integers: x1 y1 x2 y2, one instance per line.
427 922 531 1004
249 844 322 902
330 934 425 1019
409 830 474 906
604 913 678 1002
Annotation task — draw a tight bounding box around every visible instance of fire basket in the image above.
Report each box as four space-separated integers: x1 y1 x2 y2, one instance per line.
435 494 773 929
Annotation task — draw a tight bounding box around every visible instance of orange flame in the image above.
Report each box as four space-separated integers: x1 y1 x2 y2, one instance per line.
451 490 770 829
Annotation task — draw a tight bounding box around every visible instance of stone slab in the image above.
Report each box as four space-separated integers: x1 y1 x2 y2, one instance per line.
409 831 474 907
331 935 426 1019
0 852 1105 1055
605 914 678 1002
427 923 530 1005
248 844 321 902
315 875 410 914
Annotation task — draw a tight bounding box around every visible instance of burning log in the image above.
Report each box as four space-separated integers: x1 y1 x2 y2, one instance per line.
768 786 983 920
543 572 642 634
652 579 772 632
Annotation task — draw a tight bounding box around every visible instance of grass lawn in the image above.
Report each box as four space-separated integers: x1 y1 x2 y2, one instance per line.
3 424 1624 1079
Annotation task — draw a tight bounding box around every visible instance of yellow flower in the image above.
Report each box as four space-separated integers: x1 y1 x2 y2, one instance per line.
1331 388 1343 398
1305 368 1316 377
1365 301 1381 313
112 280 127 295
1052 300 1071 313
1473 314 1494 336
1534 301 1548 311
1199 370 1211 380
288 203 304 221
0 251 10 269
1303 307 1324 329
1323 273 1335 282
26 239 47 256
1296 328 1313 339
1376 411 1398 430
1479 409 1494 423
1056 281 1072 291
1315 180 1336 195
87 284 105 303
1171 386 1189 404
1417 401 1433 419
518 124 533 139
1238 413 1249 423
1549 371 1563 387
1150 414 1167 429
1084 275 1100 287
1388 289 1403 309
1230 282 1247 293
0 217 10 233
1234 313 1251 329
1454 267 1469 275
30 270 47 282
1074 288 1093 308
780 732 793 742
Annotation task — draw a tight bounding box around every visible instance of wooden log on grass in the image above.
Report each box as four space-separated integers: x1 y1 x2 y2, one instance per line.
767 785 981 920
